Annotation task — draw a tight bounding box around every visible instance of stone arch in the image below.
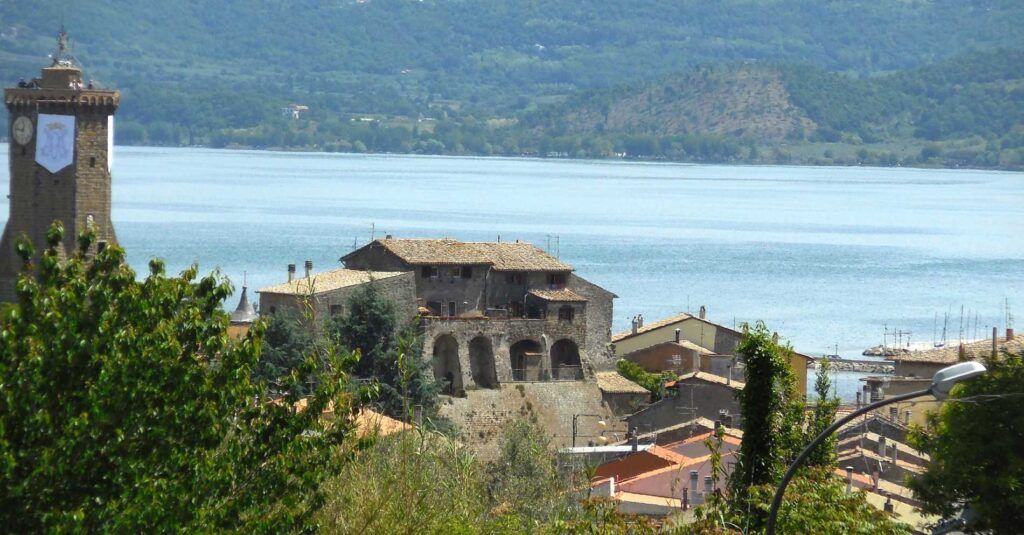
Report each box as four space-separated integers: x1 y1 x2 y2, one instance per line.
550 339 582 380
432 334 463 396
469 336 499 388
510 339 543 381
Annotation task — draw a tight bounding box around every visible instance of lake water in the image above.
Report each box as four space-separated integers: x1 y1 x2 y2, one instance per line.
3 145 1022 399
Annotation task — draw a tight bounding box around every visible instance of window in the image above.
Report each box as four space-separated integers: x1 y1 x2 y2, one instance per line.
558 305 575 322
507 273 524 284
448 301 457 317
269 306 277 315
89 156 96 168
461 266 472 279
329 304 343 316
547 273 566 288
421 265 438 278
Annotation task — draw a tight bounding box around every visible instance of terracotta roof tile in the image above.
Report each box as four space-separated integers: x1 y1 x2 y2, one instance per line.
528 288 588 302
349 238 573 271
595 372 651 394
890 336 1023 364
257 268 406 295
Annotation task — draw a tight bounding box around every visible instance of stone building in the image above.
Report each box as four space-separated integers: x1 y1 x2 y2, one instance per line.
341 237 617 393
257 263 417 326
1 30 119 301
625 372 743 433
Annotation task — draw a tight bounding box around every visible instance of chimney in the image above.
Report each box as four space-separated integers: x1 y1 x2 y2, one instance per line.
631 317 638 335
704 475 714 495
675 328 681 343
1009 328 1016 341
904 410 912 425
883 494 894 513
862 385 871 405
845 466 854 493
384 234 393 240
772 331 779 344
993 327 999 357
856 390 863 408
726 365 732 386
878 436 887 458
689 471 699 503
889 407 898 421
304 259 313 278
287 263 296 282
630 428 639 452
891 443 898 465
682 488 689 510
699 305 706 320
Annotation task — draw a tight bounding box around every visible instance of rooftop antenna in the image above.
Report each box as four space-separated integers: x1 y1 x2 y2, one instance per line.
370 222 375 242
352 236 358 251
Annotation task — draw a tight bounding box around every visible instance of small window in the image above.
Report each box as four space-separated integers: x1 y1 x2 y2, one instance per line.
448 301 457 317
269 306 277 315
421 265 439 278
89 156 96 168
558 305 575 322
461 266 472 279
507 273 524 285
547 273 566 287
329 304 343 316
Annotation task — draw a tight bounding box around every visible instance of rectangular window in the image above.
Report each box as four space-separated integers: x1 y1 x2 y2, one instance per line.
547 273 566 287
448 301 457 317
461 266 472 279
421 266 439 278
329 304 343 316
89 156 96 168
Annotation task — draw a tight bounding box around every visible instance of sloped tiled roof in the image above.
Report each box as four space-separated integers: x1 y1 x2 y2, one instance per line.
612 312 693 342
258 268 407 295
346 238 573 272
890 336 1023 364
595 372 650 394
667 371 745 390
528 288 588 302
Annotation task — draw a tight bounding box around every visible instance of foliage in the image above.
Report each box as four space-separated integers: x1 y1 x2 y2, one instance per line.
0 222 362 532
254 309 314 394
327 282 439 420
908 351 1024 533
727 321 804 526
805 358 840 468
487 418 570 528
616 359 674 400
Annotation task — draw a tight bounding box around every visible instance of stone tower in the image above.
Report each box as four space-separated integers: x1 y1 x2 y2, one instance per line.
1 29 119 301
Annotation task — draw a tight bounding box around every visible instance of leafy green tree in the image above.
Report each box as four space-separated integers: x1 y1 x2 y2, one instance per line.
616 359 672 400
328 282 439 419
728 321 804 524
487 418 569 529
255 310 314 394
805 357 840 467
0 223 360 532
908 352 1024 533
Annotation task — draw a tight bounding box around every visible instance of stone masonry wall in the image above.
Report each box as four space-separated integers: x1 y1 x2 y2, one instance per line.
258 273 418 326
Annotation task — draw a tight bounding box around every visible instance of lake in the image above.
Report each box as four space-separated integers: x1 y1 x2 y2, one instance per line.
3 146 1022 399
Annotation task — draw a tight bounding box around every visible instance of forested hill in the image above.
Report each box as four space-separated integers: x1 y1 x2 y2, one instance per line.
1 1 1023 168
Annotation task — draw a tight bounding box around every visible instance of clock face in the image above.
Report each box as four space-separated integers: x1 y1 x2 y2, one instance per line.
12 116 33 146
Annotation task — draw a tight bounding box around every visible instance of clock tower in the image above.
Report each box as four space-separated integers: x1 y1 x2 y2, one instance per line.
1 29 119 301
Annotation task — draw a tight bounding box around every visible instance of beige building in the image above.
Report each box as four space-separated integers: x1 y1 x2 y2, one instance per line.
611 309 812 396
258 265 417 325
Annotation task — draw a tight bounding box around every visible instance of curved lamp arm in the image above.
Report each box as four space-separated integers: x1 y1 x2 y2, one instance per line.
765 388 930 534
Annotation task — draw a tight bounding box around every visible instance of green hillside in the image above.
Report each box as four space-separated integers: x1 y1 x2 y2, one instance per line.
1 1 1022 168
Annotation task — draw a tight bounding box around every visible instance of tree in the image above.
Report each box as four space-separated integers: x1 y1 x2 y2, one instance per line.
728 321 804 527
908 352 1024 533
255 310 314 394
328 282 438 419
487 418 569 529
0 223 360 532
805 358 840 467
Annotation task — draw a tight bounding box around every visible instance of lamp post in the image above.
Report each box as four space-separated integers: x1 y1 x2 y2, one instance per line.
765 361 986 535
572 413 607 447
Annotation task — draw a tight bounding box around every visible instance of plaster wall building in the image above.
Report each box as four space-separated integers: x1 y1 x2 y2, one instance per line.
612 310 812 396
258 266 417 326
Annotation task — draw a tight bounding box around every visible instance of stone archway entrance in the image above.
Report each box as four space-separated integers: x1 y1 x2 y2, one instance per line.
432 334 463 396
469 336 499 388
510 339 543 381
550 339 582 380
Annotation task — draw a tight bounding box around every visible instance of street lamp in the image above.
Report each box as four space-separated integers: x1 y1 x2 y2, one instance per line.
766 361 986 535
572 413 607 447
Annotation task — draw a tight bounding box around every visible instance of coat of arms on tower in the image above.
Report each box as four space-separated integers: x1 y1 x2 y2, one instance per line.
35 114 76 173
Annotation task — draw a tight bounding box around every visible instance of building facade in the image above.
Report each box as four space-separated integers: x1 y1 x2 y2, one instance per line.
2 31 119 301
341 237 616 393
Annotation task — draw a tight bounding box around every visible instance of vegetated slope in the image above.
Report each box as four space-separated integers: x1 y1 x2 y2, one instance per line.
2 0 1023 119
540 66 815 142
530 50 1024 148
